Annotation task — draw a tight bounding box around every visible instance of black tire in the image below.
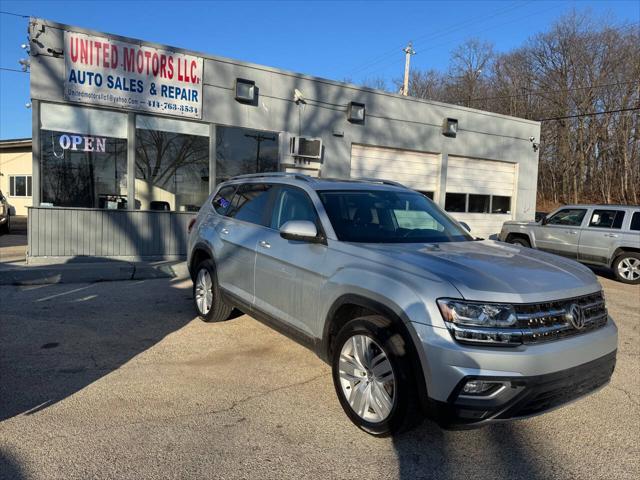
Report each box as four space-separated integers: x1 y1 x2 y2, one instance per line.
508 235 530 248
331 315 422 436
192 259 234 322
0 214 9 234
612 252 640 285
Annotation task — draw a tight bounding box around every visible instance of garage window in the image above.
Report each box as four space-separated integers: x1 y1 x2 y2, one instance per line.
468 194 490 213
491 196 511 214
445 193 466 212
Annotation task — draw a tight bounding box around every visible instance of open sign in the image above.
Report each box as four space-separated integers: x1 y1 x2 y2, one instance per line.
59 134 107 153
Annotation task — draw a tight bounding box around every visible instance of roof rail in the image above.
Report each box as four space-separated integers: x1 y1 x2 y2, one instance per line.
352 177 408 189
229 172 313 182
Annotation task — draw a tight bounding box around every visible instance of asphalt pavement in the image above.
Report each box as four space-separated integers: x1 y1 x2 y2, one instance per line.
1 273 638 479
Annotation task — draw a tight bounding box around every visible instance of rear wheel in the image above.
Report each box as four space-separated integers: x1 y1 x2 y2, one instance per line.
508 235 531 248
331 315 422 436
193 259 233 322
613 253 640 284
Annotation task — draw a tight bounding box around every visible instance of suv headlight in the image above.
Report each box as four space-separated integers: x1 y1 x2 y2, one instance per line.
437 299 521 346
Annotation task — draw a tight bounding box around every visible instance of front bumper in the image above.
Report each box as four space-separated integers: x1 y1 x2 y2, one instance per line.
431 350 616 429
410 317 618 428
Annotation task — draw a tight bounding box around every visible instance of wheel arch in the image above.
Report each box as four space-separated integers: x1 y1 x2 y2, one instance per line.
321 294 429 408
189 242 215 280
505 232 533 246
611 247 640 267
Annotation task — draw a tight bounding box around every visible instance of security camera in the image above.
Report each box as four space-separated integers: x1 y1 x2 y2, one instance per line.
294 89 306 104
529 136 535 142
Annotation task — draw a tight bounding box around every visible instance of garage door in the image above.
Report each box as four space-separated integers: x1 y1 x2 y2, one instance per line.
350 144 440 194
445 156 517 239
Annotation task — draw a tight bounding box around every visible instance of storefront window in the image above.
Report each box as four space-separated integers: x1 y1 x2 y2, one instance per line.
135 119 209 212
41 130 128 208
216 126 279 184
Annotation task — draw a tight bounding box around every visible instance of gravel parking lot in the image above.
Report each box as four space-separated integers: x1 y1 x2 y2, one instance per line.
1 272 638 479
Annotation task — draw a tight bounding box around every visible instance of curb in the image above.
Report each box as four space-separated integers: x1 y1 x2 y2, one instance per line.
0 261 189 286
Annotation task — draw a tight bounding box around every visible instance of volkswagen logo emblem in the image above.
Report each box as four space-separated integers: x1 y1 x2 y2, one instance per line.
568 304 585 330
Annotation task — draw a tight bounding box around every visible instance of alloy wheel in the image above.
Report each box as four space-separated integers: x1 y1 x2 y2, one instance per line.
195 269 213 314
338 334 396 423
618 257 640 281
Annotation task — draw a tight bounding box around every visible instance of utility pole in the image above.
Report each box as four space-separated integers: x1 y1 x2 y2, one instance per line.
401 41 416 96
244 133 276 172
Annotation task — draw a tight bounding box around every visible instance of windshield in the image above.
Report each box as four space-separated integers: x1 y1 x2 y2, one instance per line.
318 190 473 243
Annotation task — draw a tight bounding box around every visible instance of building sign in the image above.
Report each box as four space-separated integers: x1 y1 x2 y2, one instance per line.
59 133 106 152
64 31 203 119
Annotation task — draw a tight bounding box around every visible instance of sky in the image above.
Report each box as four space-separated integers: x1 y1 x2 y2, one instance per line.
0 0 638 139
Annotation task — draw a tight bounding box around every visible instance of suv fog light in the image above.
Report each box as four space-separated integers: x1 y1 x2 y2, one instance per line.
461 380 504 395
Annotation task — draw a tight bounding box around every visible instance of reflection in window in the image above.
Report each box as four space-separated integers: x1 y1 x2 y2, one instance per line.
226 183 273 226
468 194 490 213
216 126 279 184
445 193 466 212
135 128 209 212
41 130 127 208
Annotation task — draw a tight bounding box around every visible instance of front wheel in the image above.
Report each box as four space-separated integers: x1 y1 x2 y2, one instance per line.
613 253 640 284
331 315 422 436
193 259 233 322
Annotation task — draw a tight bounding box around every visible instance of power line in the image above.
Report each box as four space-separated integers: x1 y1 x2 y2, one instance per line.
345 0 531 77
537 107 639 122
454 81 640 104
0 10 29 18
0 67 28 73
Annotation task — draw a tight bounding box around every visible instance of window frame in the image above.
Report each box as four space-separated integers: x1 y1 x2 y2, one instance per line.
223 182 275 227
587 209 626 230
546 208 588 227
630 211 640 232
268 185 325 237
9 175 33 198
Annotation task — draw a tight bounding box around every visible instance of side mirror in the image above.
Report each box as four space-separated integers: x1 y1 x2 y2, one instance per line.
541 216 548 225
279 220 321 243
459 221 471 232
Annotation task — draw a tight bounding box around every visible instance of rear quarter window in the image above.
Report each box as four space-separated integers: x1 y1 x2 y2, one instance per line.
212 186 236 215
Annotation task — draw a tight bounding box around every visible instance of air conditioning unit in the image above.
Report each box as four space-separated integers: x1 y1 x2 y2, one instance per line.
289 136 322 160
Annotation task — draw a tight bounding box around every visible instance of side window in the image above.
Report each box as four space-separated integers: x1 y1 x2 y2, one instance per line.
546 209 587 227
631 212 640 231
589 210 625 229
270 186 319 230
227 184 273 226
211 186 236 215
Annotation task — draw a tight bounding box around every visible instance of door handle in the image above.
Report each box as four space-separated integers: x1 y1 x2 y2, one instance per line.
566 230 578 235
259 240 271 249
221 228 229 235
604 233 619 238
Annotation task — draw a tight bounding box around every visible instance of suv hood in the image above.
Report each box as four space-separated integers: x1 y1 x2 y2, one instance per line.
353 240 600 304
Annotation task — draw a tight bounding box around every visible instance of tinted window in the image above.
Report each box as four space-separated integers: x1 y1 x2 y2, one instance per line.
270 187 319 229
318 190 472 243
468 194 490 213
445 193 466 212
227 184 273 226
41 130 127 208
212 186 236 215
547 209 587 226
631 212 640 231
589 210 625 229
492 196 511 214
215 126 279 184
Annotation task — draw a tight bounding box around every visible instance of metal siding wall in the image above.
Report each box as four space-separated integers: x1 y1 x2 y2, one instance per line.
28 207 194 260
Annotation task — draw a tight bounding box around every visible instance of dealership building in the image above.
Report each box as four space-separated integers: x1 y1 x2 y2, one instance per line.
25 17 540 262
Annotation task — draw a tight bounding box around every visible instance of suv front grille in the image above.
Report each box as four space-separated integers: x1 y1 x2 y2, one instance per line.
514 291 608 344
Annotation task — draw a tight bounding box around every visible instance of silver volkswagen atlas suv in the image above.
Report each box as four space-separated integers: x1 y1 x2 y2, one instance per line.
187 173 617 436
